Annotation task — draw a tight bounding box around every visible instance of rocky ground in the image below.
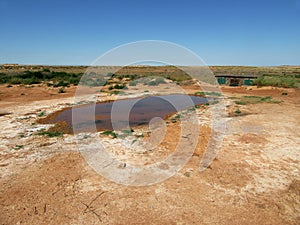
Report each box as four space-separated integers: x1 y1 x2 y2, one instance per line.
0 83 299 224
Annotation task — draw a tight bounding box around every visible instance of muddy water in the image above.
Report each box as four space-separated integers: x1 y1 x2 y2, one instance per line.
47 94 207 132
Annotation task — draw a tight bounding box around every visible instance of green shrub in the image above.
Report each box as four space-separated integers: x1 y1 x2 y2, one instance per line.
53 80 69 87
9 77 23 84
22 71 44 79
101 130 117 138
23 77 41 85
195 91 222 97
253 75 298 88
208 100 219 105
37 111 46 117
243 95 261 99
234 101 246 105
233 95 281 104
0 70 83 86
175 114 181 119
260 96 272 102
58 88 65 93
14 145 24 150
110 90 125 95
114 84 127 89
119 129 134 137
68 77 80 85
234 109 241 114
43 68 50 72
37 130 62 137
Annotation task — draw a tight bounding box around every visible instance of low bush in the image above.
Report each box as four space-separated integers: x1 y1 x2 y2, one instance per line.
0 70 83 86
195 91 222 97
234 109 241 114
253 75 299 88
23 77 41 85
9 77 23 84
110 90 125 95
53 80 69 87
37 129 63 137
234 101 246 105
37 111 46 117
68 77 80 85
114 84 127 89
101 130 117 138
58 88 65 93
233 96 281 104
43 68 50 72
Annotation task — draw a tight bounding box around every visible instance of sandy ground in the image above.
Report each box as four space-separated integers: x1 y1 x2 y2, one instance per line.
0 84 299 224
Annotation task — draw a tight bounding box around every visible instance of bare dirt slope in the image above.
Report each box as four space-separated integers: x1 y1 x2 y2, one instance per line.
0 85 299 224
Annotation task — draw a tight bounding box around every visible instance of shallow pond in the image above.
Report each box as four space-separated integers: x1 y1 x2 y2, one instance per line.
45 94 207 132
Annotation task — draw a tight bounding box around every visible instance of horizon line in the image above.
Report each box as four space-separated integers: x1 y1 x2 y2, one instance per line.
1 63 299 67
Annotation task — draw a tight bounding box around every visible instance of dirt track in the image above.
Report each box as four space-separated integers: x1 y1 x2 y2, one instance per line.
0 84 299 224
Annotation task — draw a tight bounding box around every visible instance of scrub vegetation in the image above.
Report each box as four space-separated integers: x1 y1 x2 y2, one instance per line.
234 96 282 105
253 75 300 88
1 65 299 89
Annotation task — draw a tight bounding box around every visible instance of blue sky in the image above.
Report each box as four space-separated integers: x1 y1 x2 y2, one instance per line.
0 0 299 66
